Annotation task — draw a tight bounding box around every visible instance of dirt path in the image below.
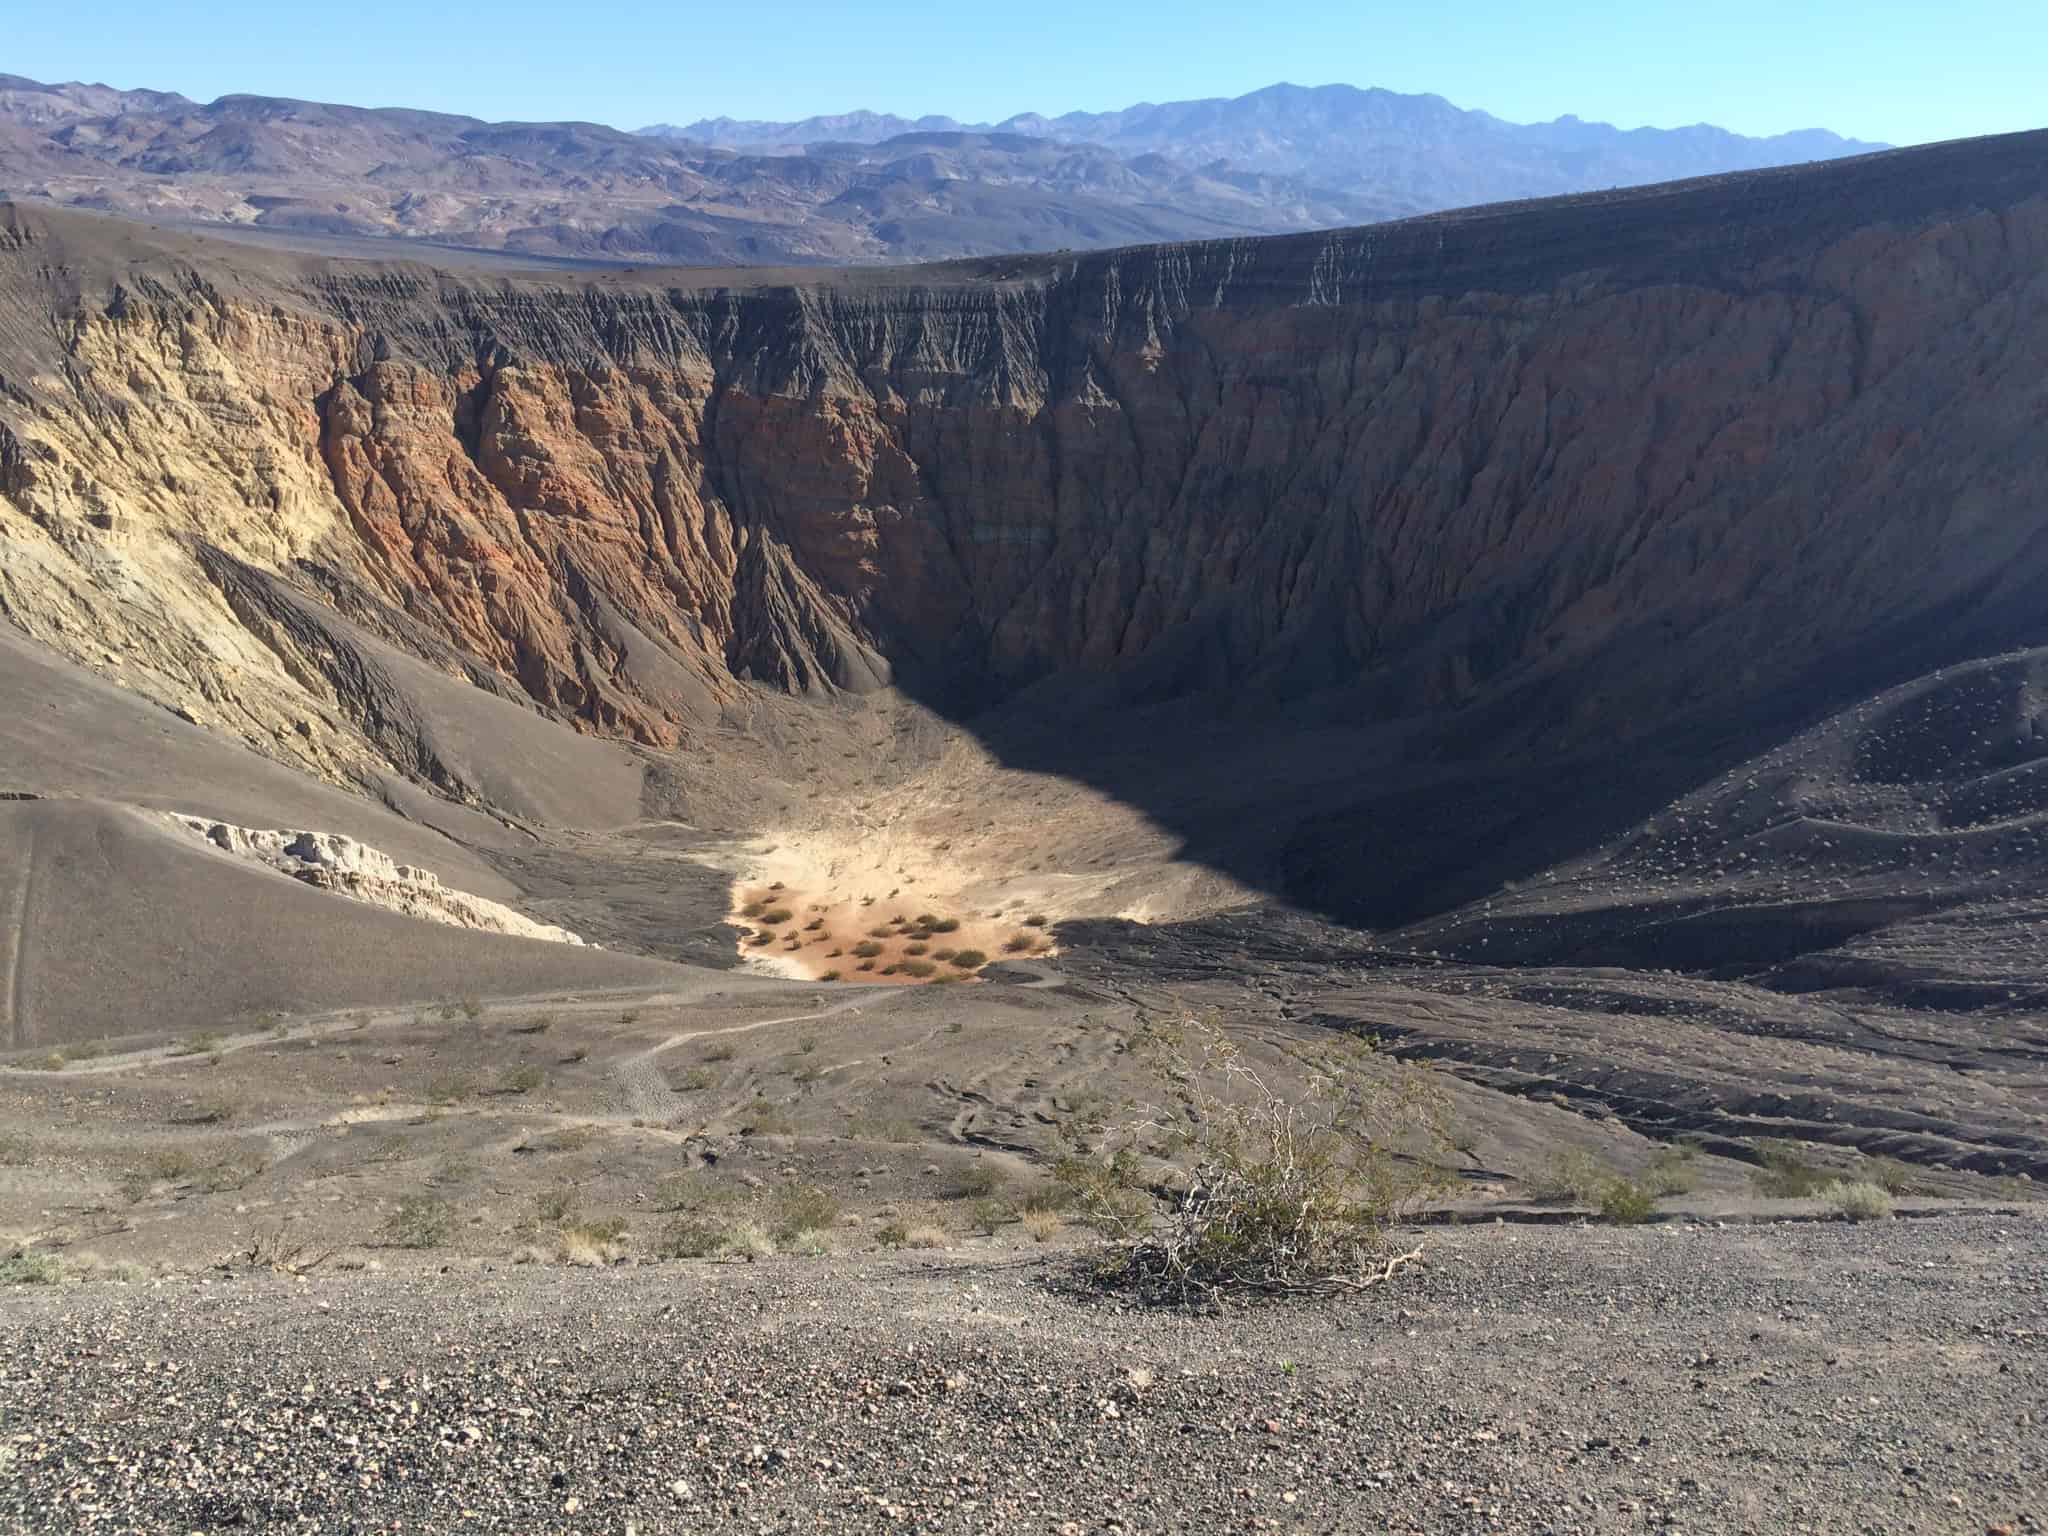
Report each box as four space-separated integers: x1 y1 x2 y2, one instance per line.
608 991 885 1121
0 822 35 1050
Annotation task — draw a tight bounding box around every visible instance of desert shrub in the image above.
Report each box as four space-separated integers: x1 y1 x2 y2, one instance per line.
167 1097 236 1126
619 1009 641 1025
1644 1145 1698 1197
460 998 485 1022
798 1036 818 1054
852 941 884 959
424 1073 473 1106
874 1217 911 1248
517 1125 595 1154
900 960 937 979
1864 1156 1923 1196
932 948 956 962
749 932 775 947
856 961 875 972
819 970 842 982
1018 1179 1072 1214
903 942 929 956
930 917 961 933
771 1184 841 1240
702 1041 737 1063
1598 1178 1656 1225
741 901 767 919
497 1065 544 1095
656 1215 727 1259
1058 1017 1451 1302
509 1014 553 1035
1024 914 1048 928
804 918 824 931
948 950 988 970
760 908 794 925
1752 1140 1832 1198
168 1033 222 1058
1529 1148 1607 1204
967 1197 1010 1235
945 1160 1005 1199
1004 933 1036 953
533 1186 577 1224
1825 1180 1894 1222
0 1133 29 1166
903 1225 948 1249
438 1002 463 1022
0 1249 66 1286
945 1019 964 1034
383 1196 456 1249
868 925 893 939
677 1066 715 1091
743 1099 796 1136
1022 1209 1062 1243
561 1047 590 1064
880 964 901 976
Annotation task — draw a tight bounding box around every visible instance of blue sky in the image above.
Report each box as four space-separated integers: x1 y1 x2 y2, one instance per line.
8 0 2041 145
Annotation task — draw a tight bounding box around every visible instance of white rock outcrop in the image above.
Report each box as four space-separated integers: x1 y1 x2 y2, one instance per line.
163 814 587 946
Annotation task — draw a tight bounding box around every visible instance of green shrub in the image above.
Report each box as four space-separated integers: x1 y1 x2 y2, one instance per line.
1644 1145 1698 1197
677 1066 715 1091
1752 1140 1832 1199
949 950 988 970
1825 1180 1894 1222
656 1215 726 1258
771 1183 841 1240
968 1197 1010 1235
1528 1148 1607 1204
0 1250 66 1286
819 970 842 982
424 1073 473 1106
383 1196 456 1249
1003 933 1035 953
852 941 884 959
497 1065 544 1095
1864 1156 1923 1196
1598 1178 1656 1225
930 917 960 933
761 908 794 924
1023 914 1048 927
702 1041 737 1063
900 960 937 978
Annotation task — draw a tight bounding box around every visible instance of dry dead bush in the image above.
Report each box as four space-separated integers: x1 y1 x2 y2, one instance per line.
1058 1016 1450 1303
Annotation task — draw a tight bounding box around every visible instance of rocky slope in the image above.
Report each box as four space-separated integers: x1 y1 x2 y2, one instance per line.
1 130 2046 934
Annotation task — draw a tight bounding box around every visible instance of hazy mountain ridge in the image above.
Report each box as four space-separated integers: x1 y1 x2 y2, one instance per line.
645 80 1887 205
0 73 1878 265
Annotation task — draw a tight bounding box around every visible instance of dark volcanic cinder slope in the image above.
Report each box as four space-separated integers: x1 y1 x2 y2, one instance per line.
1 132 2047 963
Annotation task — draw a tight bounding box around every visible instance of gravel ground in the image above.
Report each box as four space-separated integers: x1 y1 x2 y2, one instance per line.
0 1215 2041 1535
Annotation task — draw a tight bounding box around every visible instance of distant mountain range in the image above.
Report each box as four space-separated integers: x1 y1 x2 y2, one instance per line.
0 73 1884 266
643 83 1884 213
